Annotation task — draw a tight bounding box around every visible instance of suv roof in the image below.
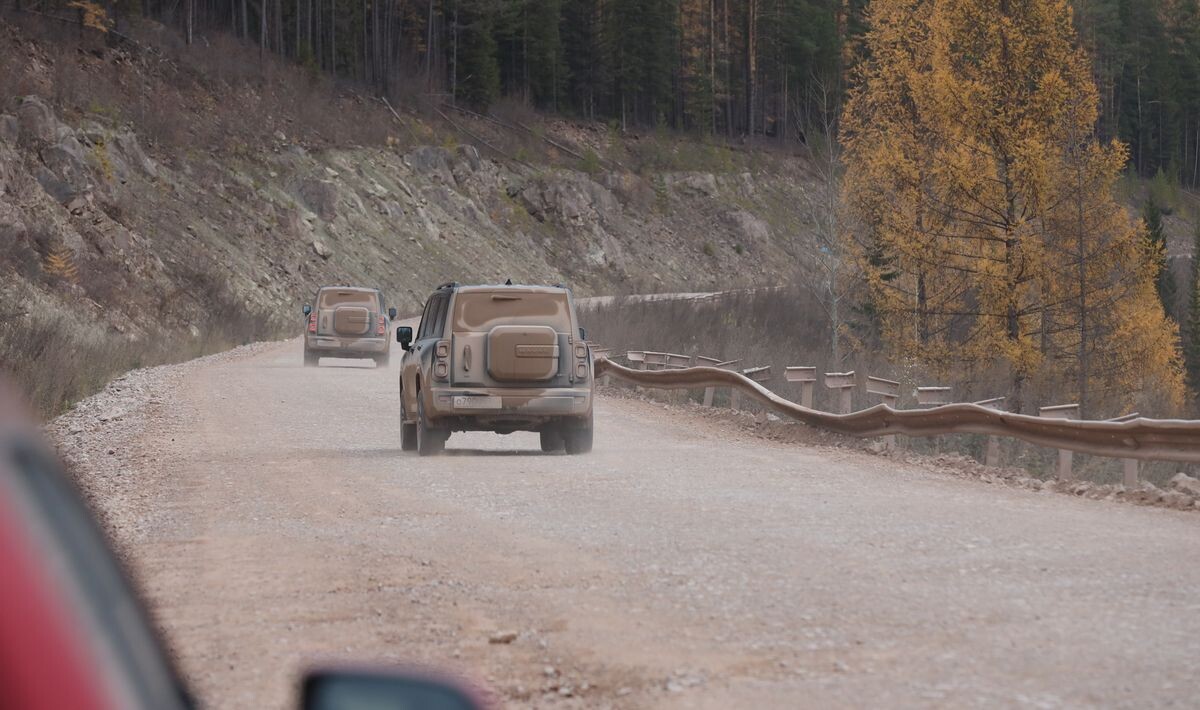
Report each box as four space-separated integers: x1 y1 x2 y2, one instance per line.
455 284 568 295
436 282 570 294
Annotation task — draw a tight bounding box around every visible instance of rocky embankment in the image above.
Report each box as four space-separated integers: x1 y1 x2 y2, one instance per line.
1 89 817 339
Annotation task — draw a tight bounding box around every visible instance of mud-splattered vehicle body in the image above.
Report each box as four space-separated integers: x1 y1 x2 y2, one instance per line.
303 286 396 367
397 282 593 455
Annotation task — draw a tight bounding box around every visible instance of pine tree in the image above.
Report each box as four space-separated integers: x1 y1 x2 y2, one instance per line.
43 245 79 285
1142 197 1178 317
454 0 500 110
526 0 565 109
1186 222 1200 398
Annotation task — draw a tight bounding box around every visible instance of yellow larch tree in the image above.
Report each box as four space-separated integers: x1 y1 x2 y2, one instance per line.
842 0 1184 414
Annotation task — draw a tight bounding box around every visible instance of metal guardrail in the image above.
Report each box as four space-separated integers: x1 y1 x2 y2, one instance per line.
594 359 1200 463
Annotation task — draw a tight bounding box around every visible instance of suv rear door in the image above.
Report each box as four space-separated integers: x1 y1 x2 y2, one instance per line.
314 289 383 338
448 290 575 388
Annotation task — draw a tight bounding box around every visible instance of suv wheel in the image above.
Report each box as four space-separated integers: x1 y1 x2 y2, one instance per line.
563 414 594 455
539 428 564 453
375 353 390 368
303 349 320 367
400 395 417 451
416 394 445 456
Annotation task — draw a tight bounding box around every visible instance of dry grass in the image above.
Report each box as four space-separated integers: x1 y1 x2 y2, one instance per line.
584 288 857 410
0 276 274 418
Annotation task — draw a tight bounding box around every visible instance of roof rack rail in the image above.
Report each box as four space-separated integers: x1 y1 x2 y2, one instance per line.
435 281 459 290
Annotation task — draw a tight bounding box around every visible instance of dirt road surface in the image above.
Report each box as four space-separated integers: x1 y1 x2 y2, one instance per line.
55 339 1200 709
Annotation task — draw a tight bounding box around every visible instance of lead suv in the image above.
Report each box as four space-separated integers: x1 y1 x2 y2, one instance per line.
397 282 594 456
303 286 397 367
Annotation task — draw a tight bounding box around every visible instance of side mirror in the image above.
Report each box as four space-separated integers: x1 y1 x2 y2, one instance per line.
303 304 312 316
578 327 587 341
388 307 398 320
302 668 483 710
396 326 413 350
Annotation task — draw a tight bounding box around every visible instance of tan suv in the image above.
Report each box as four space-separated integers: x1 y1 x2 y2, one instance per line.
396 282 594 455
303 286 397 367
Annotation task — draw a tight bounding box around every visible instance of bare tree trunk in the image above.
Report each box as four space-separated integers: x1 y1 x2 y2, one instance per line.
744 0 756 136
723 0 731 137
700 0 710 134
185 0 194 44
260 0 266 61
425 0 434 90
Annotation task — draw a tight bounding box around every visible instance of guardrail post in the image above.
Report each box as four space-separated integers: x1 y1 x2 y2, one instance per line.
824 371 856 414
644 351 667 371
625 351 646 391
1109 413 1141 487
664 353 692 403
974 397 1006 467
732 366 771 412
915 386 952 407
590 345 612 387
1039 403 1080 481
1123 459 1139 488
785 367 817 408
915 387 952 453
695 356 721 407
744 366 773 422
866 376 901 450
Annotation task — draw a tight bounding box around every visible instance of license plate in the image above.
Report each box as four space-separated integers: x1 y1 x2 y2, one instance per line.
454 396 502 409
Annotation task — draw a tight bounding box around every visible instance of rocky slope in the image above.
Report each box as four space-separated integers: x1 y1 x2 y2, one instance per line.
0 17 822 413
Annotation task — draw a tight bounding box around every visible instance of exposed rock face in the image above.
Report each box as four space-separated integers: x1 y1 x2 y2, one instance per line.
15 95 57 144
0 114 18 144
298 178 339 222
720 209 772 248
39 136 92 200
1 91 819 390
665 172 718 198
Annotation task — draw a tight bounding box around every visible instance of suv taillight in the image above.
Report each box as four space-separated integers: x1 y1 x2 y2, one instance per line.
308 313 317 333
575 341 589 380
376 314 386 336
434 340 449 381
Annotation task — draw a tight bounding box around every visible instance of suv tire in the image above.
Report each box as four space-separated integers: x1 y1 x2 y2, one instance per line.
563 415 593 455
416 395 446 456
539 428 564 453
303 349 320 367
400 395 418 451
375 353 390 368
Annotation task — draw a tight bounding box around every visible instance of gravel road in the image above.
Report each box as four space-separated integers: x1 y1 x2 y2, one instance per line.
53 339 1200 709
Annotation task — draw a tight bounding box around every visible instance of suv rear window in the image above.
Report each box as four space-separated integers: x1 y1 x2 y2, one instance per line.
452 291 571 332
318 290 380 310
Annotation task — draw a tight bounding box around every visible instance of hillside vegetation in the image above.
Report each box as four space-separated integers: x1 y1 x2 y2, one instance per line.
0 12 825 415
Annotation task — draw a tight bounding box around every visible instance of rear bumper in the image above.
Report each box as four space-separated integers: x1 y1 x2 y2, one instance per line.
305 335 389 356
426 386 592 429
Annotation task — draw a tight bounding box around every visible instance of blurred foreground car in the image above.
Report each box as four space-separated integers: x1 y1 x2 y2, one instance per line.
303 286 398 368
0 383 486 710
